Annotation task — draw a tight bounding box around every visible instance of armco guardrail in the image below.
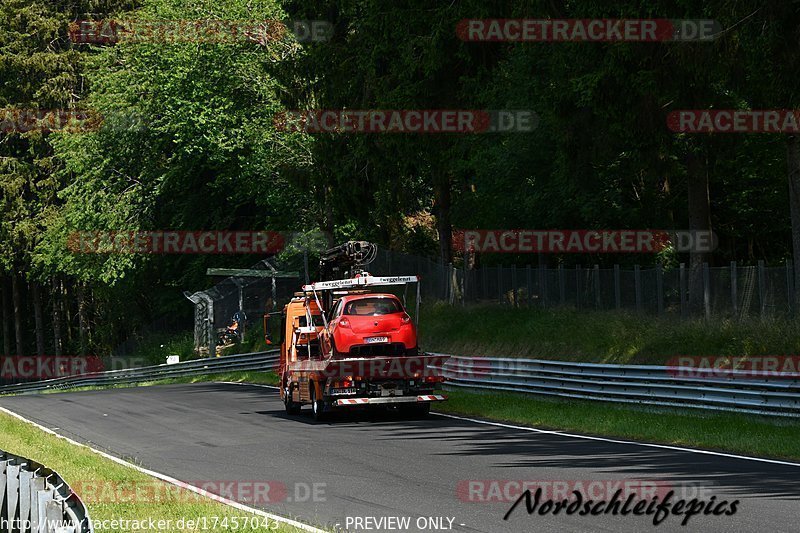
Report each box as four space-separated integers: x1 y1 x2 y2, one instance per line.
2 350 797 417
1 449 91 532
0 351 280 395
439 355 800 418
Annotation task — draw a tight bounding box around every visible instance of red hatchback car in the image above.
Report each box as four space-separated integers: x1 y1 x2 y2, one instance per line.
326 294 418 357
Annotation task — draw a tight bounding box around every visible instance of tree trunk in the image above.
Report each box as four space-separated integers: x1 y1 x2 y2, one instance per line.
77 281 88 356
52 276 62 357
32 281 45 356
787 135 800 305
433 176 453 265
11 272 24 356
62 279 73 346
686 150 712 313
322 184 335 248
1 276 10 357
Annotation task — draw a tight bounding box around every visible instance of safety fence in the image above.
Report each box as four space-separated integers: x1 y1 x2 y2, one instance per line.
0 351 279 395
1 350 796 417
0 449 91 532
439 355 800 418
369 251 798 319
183 246 796 356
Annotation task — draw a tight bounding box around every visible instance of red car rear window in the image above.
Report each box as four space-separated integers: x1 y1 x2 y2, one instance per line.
344 298 402 316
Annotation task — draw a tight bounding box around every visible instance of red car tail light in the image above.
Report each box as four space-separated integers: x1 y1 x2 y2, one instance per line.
401 314 411 324
339 317 351 329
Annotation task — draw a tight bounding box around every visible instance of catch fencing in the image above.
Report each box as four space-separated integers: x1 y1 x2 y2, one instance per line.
0 449 91 532
184 259 301 356
371 252 797 320
187 248 792 354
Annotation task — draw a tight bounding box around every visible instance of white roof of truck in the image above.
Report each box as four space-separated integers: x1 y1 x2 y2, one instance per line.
302 274 418 292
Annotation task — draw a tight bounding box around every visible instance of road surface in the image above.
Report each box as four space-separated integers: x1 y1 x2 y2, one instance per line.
2 383 798 532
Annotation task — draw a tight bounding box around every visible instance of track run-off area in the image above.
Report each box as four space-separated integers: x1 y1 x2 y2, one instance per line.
2 382 799 533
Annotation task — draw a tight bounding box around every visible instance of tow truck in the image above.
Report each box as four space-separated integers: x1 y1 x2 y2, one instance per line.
265 241 448 421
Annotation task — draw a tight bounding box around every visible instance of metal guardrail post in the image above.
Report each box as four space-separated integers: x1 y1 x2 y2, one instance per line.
593 265 600 310
526 265 532 307
703 262 711 320
787 260 794 317
656 264 664 315
758 260 767 318
1 450 92 532
679 263 687 318
511 265 517 307
731 261 738 318
497 265 503 303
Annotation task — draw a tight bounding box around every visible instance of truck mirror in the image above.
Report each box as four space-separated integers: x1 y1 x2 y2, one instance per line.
263 313 272 345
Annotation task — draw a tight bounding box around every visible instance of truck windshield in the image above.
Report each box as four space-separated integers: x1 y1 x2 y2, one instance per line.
344 298 402 316
298 315 326 327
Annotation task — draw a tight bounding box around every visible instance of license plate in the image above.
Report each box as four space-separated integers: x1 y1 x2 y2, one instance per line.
330 388 357 395
365 336 389 344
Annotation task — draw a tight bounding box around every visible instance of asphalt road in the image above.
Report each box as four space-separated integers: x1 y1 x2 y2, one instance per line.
2 383 799 532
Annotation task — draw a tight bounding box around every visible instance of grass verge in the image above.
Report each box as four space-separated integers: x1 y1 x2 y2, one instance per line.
436 388 800 462
0 409 307 532
418 303 800 364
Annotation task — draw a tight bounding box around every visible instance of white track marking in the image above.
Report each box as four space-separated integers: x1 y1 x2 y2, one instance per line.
217 381 800 466
431 412 800 467
0 406 325 533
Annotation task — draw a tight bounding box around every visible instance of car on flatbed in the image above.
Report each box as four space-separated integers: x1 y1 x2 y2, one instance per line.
326 293 418 357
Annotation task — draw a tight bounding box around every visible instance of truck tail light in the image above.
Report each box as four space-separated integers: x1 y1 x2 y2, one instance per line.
425 375 445 383
339 317 351 329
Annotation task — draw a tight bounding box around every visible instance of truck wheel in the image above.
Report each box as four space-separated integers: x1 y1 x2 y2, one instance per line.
402 402 430 419
310 385 326 421
284 385 301 415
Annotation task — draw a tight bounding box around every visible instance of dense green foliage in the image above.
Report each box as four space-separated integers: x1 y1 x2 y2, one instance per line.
2 0 799 355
